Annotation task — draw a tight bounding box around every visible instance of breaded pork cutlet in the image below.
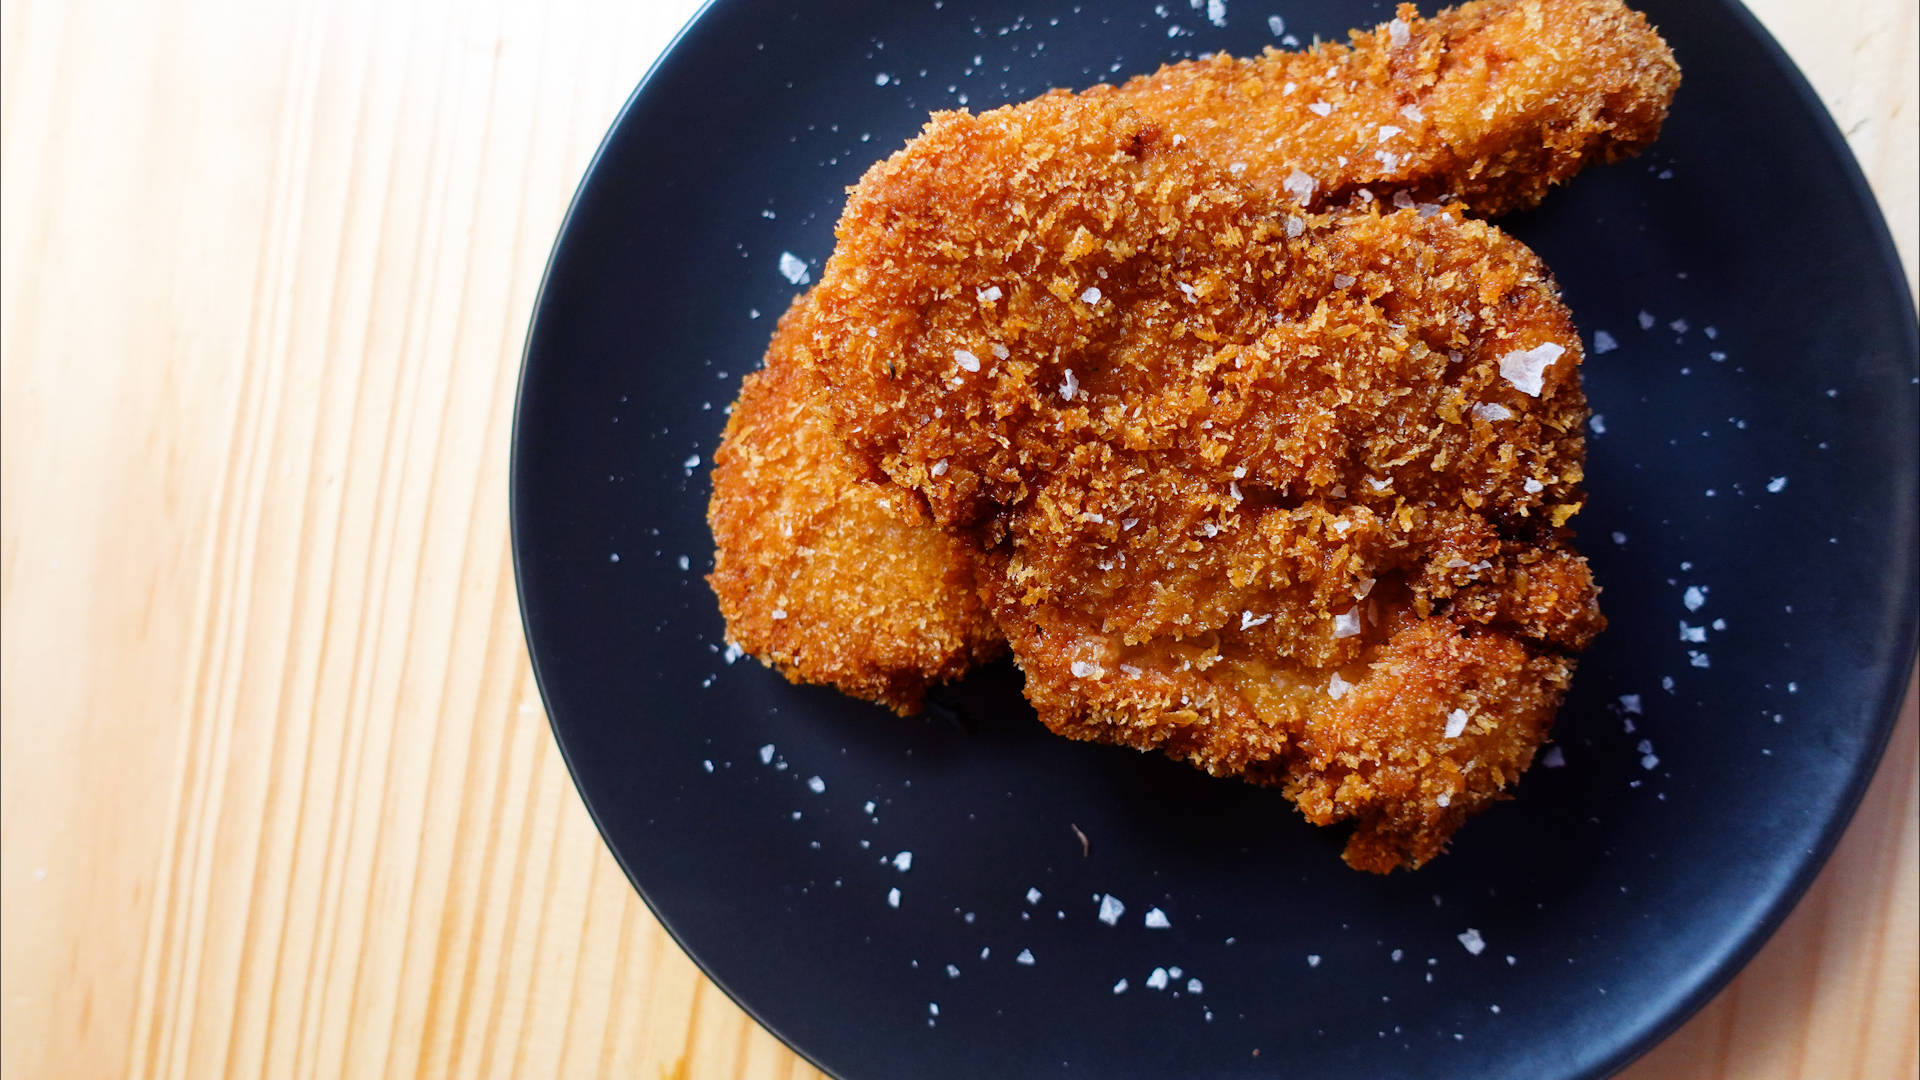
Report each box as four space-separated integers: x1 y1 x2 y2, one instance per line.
707 300 1001 714
804 95 1602 870
1111 0 1680 217
707 0 1670 717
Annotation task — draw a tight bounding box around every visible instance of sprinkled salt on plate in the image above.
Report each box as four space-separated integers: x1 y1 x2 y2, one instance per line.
1144 907 1171 929
1458 929 1486 956
777 251 810 284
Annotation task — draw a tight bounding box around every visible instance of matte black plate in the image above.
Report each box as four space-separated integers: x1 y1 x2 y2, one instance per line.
511 2 1918 1077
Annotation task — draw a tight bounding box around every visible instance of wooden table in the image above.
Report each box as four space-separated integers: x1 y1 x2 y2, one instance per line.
2 0 1913 1076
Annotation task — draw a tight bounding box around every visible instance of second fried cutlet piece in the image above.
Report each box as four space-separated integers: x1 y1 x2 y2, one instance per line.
707 299 1001 715
1112 0 1680 217
805 95 1602 869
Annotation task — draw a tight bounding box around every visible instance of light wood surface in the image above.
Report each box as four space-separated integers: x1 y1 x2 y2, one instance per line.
1 0 1912 1076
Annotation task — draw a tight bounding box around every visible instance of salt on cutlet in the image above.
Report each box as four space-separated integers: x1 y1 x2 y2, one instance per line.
1111 0 1680 217
704 0 1671 720
706 297 1001 715
806 93 1602 870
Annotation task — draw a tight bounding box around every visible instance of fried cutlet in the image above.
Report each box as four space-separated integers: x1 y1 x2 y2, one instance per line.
707 0 1669 718
707 299 1001 714
803 95 1602 869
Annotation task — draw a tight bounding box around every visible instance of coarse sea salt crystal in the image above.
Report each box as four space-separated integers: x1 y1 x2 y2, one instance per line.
1593 329 1619 354
1286 215 1305 238
759 744 776 764
1436 792 1451 807
1400 103 1424 122
1620 694 1643 714
778 251 811 284
1684 585 1707 611
1308 101 1333 116
1388 17 1410 46
1589 414 1607 435
1471 402 1512 422
1268 13 1285 35
1144 908 1172 929
991 343 1009 360
931 459 948 477
1638 310 1656 330
946 964 960 978
953 348 980 372
1061 369 1080 400
978 285 1002 302
1767 476 1788 493
1080 286 1101 304
1377 125 1402 142
1026 886 1043 904
1187 978 1204 994
1113 978 1130 994
808 776 826 794
724 642 744 664
875 72 891 86
1458 928 1486 955
1641 752 1661 770
1098 894 1125 925
1328 672 1353 699
1523 478 1545 494
1333 608 1362 638
892 851 913 872
1333 273 1356 288
1679 622 1706 643
1444 709 1469 738
1498 343 1564 397
1070 659 1103 679
1541 745 1566 768
1146 967 1170 989
1307 954 1322 968
1016 949 1036 966
1241 611 1272 629
888 887 901 908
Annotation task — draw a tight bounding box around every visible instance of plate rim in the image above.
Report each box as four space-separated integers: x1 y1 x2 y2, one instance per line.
508 1 1920 1076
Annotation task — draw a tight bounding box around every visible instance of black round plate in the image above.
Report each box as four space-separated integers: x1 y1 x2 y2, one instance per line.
511 2 1918 1077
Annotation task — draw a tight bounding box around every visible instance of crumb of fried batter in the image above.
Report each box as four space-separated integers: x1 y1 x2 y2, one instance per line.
707 297 1001 715
1111 0 1680 217
808 93 1603 869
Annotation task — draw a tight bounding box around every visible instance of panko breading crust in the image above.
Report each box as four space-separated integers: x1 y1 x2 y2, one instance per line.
1112 0 1680 218
708 0 1671 718
707 300 1001 714
708 0 1676 868
805 94 1603 870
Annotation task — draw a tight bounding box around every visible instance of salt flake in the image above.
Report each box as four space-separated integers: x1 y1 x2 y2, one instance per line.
1498 342 1565 397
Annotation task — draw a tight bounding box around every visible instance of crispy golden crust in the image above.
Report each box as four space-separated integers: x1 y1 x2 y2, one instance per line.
705 0 1668 724
806 94 1603 869
1112 0 1680 217
707 299 1001 715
